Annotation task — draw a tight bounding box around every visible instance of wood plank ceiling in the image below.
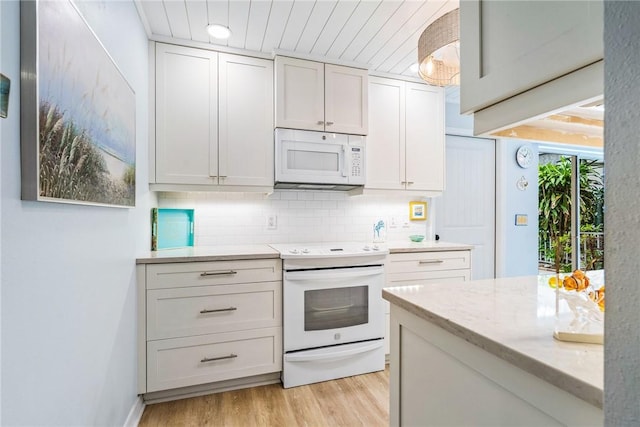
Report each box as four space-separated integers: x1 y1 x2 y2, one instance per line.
136 0 459 79
136 0 603 147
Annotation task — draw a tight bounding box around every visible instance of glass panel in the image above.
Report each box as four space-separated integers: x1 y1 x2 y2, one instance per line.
538 154 605 273
538 154 573 273
287 149 339 172
304 286 368 331
579 158 604 271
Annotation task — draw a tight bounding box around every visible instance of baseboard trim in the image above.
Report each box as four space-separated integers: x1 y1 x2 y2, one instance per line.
142 372 281 405
124 396 145 427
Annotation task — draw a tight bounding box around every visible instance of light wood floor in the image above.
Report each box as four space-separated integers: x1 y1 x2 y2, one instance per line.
139 367 389 427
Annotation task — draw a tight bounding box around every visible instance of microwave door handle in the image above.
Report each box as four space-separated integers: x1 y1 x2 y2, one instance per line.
341 146 348 177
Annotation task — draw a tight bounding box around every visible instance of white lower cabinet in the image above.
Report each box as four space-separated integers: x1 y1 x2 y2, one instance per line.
138 258 282 397
147 328 282 393
384 250 471 355
390 305 602 427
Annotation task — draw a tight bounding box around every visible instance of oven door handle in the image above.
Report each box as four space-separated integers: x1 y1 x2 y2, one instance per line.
284 266 384 281
284 341 383 363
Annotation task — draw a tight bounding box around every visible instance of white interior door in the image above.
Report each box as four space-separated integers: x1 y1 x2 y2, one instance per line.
435 135 495 279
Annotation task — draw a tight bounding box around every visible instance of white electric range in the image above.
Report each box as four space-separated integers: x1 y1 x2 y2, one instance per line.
269 242 389 388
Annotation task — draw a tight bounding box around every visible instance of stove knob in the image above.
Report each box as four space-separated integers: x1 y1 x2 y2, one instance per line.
289 249 299 254
302 248 310 254
363 245 371 251
373 245 379 251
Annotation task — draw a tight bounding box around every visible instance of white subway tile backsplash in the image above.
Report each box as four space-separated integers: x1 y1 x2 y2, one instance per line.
157 190 434 245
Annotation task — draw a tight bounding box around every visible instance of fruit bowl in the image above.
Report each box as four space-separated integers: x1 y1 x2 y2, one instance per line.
409 235 425 242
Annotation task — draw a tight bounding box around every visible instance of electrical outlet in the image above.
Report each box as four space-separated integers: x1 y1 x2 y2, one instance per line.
267 215 277 230
389 217 398 228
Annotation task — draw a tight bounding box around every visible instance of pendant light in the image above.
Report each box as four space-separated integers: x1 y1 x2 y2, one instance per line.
418 8 460 86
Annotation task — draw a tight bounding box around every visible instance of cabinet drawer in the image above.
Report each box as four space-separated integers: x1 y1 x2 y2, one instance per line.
146 259 281 289
386 269 471 287
387 250 471 274
147 282 282 340
146 328 282 392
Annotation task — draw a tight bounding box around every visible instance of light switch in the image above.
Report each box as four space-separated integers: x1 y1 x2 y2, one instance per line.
515 214 528 226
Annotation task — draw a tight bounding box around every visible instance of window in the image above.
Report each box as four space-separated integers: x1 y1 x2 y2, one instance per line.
538 153 604 273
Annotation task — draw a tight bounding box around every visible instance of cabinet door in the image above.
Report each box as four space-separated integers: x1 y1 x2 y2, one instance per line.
405 83 444 192
460 0 603 114
275 57 324 131
366 77 405 190
218 54 274 187
325 64 368 135
155 44 218 184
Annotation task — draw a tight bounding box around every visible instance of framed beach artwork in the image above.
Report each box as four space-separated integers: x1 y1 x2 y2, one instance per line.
20 0 136 207
409 201 427 221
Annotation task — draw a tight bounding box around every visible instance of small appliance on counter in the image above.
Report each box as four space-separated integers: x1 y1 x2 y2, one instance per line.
151 208 194 250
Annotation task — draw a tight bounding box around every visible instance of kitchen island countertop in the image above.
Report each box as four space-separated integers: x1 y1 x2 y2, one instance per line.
136 244 280 264
383 275 604 408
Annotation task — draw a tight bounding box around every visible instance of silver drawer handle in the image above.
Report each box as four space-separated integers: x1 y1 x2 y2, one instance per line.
200 307 237 314
200 270 237 277
419 260 444 264
317 120 325 125
326 121 334 125
200 354 237 363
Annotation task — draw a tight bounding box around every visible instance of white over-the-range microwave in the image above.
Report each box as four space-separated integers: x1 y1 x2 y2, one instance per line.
274 128 365 191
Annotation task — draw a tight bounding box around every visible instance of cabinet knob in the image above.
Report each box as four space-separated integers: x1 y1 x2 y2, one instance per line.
326 121 334 125
317 120 325 125
407 181 414 185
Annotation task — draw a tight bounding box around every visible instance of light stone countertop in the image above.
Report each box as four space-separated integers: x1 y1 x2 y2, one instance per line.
386 240 474 253
137 241 472 264
382 274 604 408
136 244 280 264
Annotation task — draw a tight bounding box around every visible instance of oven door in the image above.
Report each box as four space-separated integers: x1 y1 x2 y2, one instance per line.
283 265 385 352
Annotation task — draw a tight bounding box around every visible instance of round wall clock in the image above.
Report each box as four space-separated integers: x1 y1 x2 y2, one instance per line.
516 145 533 168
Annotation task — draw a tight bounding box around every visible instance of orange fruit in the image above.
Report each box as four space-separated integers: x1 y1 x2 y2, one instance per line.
548 276 560 288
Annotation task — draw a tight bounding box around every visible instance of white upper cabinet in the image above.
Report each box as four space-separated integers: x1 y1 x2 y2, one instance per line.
153 43 274 191
366 78 405 190
405 83 444 192
218 54 274 187
324 64 368 135
155 43 218 185
367 77 444 193
275 56 368 135
460 0 603 135
275 57 324 132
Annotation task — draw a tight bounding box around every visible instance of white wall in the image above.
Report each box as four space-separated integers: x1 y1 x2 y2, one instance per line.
1 1 150 425
495 140 539 277
158 191 434 245
445 101 539 278
603 2 640 424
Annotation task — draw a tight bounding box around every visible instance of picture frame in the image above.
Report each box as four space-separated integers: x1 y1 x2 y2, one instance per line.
409 201 428 221
20 0 136 208
0 74 10 118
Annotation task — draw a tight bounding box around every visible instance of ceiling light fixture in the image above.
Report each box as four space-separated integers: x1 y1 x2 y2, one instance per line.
418 8 460 86
206 24 232 40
